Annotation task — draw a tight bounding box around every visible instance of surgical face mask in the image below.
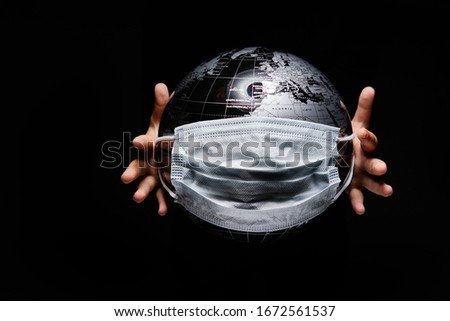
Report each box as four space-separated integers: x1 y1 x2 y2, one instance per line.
156 116 354 233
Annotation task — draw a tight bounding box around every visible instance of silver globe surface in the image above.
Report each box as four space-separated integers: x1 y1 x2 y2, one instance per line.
158 46 354 242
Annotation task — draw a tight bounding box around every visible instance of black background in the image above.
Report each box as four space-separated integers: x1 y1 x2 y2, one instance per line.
2 4 449 300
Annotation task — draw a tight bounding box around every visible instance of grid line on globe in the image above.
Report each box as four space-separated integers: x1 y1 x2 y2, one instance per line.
160 47 350 135
157 47 354 243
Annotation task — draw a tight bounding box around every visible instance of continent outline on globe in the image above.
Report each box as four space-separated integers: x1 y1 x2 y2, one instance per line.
156 46 355 240
159 46 352 138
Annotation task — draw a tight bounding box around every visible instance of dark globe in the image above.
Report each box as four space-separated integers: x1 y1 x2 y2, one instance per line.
158 46 354 242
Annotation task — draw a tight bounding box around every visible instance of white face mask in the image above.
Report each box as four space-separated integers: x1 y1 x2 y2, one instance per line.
156 116 354 233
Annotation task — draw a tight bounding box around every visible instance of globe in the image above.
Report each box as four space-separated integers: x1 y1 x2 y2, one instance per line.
158 46 354 242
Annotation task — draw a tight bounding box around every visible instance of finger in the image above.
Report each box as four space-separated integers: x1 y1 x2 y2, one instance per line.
357 128 378 154
132 135 154 159
364 158 387 176
133 175 158 203
156 187 168 216
352 86 375 129
132 135 152 149
121 159 149 184
348 187 365 215
154 83 172 110
362 176 394 197
149 83 172 134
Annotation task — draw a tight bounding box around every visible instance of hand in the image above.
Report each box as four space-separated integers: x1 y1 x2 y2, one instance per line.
122 84 393 216
121 83 174 216
347 86 393 214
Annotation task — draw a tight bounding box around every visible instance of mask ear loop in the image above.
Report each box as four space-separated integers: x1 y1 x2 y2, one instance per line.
155 136 177 199
332 133 355 202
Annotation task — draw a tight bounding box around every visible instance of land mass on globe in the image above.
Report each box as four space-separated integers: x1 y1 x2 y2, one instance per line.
160 46 351 137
